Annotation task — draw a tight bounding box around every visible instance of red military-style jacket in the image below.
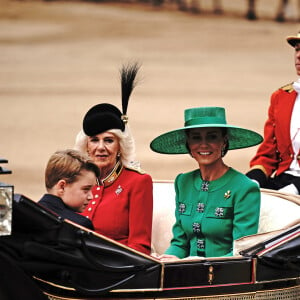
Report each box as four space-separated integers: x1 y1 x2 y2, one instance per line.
250 83 298 177
82 161 153 255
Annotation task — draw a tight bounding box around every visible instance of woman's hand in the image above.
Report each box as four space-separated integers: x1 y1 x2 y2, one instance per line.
153 254 179 262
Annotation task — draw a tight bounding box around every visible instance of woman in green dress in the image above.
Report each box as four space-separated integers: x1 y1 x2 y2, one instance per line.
150 106 263 260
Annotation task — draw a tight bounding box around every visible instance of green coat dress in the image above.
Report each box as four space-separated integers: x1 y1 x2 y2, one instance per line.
165 168 261 258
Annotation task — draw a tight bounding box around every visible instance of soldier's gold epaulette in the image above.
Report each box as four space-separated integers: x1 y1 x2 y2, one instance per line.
280 82 294 93
125 166 146 174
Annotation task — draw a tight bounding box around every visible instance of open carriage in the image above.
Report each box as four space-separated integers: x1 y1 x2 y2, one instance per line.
0 170 299 300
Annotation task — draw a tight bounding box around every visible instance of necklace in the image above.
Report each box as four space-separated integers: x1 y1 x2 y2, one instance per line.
201 180 210 192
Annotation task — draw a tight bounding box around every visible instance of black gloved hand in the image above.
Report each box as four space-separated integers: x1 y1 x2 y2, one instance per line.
246 169 267 187
291 177 300 194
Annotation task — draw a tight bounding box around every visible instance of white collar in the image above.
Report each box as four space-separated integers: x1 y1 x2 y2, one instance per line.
293 79 300 93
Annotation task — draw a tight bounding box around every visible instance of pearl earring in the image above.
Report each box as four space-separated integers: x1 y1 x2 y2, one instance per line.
221 147 226 157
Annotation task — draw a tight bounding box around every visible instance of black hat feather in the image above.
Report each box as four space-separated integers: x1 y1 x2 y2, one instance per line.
120 62 140 117
83 62 140 136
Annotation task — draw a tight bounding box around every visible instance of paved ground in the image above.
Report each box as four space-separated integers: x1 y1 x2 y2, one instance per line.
0 0 299 200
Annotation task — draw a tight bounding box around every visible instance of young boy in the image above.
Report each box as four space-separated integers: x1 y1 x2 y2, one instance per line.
38 149 100 230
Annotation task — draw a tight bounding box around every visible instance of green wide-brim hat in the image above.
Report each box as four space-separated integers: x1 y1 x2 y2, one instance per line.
150 107 263 154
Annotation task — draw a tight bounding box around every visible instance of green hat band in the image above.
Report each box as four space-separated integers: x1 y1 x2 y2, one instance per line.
185 116 226 127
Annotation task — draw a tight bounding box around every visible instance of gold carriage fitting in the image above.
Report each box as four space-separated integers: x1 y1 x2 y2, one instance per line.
0 191 298 300
0 158 13 236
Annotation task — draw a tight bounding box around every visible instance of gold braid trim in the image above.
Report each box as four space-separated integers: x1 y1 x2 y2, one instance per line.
102 160 123 187
280 82 294 93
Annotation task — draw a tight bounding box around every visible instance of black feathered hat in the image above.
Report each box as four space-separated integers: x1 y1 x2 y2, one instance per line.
83 62 140 136
286 31 300 47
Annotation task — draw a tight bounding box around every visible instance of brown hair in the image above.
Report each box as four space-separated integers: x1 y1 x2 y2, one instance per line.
185 127 229 157
45 149 100 190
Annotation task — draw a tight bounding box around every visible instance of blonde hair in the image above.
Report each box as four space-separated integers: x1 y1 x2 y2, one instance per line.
45 149 100 190
74 125 140 169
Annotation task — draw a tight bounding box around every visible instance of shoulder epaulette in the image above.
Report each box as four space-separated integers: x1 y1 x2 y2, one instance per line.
280 82 294 93
125 166 146 175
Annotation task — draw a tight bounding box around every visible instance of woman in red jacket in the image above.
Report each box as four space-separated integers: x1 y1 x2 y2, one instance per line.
246 32 300 194
74 63 153 255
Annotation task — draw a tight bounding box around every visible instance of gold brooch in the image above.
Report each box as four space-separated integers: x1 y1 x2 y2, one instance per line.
224 190 231 199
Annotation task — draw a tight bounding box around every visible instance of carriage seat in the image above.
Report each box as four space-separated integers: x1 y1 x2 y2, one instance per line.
151 181 300 255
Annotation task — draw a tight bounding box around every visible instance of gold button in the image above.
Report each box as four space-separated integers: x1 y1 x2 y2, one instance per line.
95 195 99 198
96 187 100 190
88 207 92 211
290 154 294 158
92 201 96 205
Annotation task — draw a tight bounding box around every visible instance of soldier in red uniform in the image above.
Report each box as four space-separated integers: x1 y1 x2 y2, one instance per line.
74 63 153 255
246 31 300 194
